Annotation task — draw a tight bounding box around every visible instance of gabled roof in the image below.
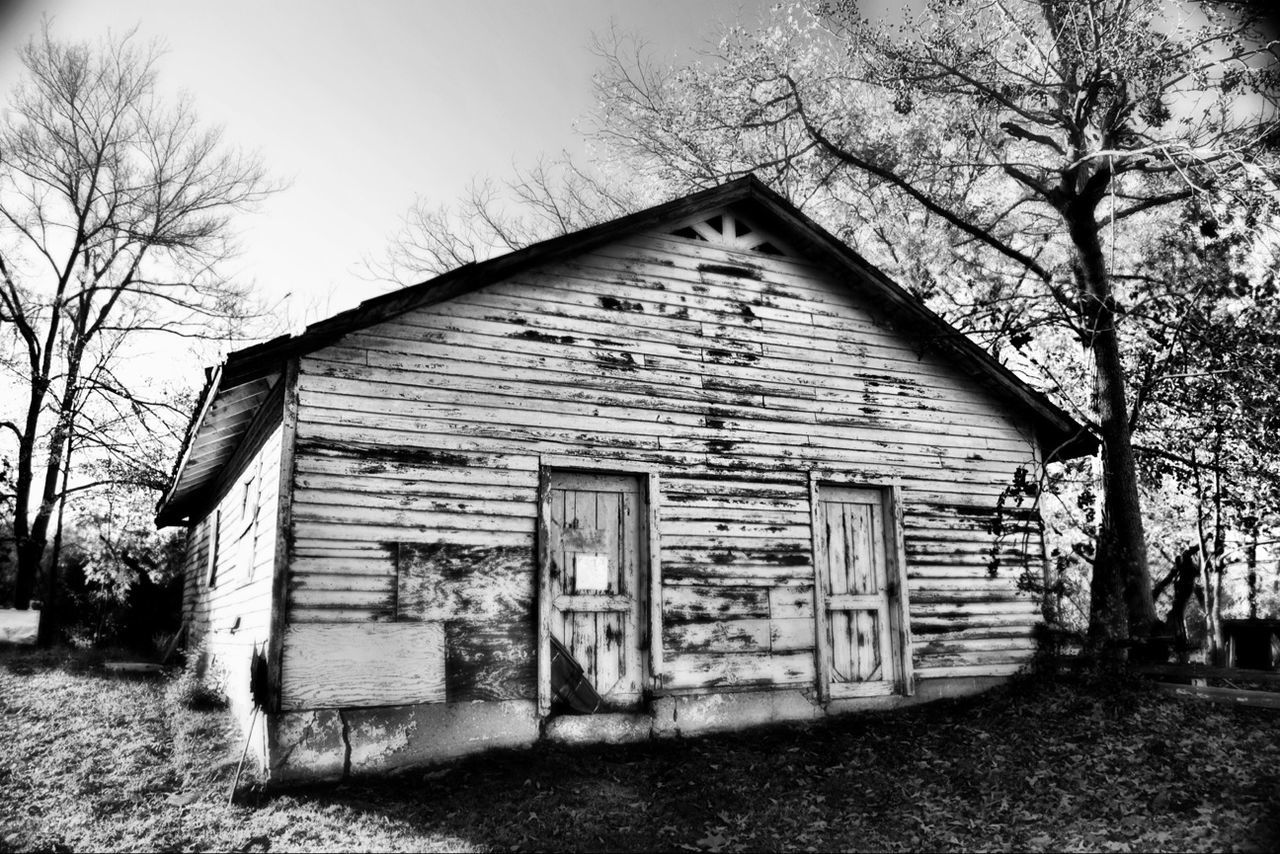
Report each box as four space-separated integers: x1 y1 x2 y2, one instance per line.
156 175 1096 526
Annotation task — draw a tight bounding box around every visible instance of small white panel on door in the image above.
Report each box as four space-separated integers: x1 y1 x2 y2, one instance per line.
573 553 610 591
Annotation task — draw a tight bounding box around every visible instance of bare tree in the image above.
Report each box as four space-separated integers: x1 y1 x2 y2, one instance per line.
369 155 643 283
0 25 274 639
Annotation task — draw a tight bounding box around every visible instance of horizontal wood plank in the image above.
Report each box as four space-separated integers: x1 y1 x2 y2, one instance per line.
554 594 633 613
662 650 816 691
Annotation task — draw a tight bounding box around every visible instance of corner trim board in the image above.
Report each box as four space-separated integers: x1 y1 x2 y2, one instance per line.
266 358 300 714
536 466 553 717
647 471 662 685
888 484 915 696
808 471 832 702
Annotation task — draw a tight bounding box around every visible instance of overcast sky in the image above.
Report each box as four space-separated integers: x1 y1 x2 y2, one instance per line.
1 0 784 336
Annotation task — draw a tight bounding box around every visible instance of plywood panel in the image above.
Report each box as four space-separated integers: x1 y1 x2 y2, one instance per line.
444 621 536 702
396 543 534 622
280 623 446 709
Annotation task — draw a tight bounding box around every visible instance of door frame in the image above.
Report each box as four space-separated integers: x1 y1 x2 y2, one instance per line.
536 457 662 717
808 471 914 702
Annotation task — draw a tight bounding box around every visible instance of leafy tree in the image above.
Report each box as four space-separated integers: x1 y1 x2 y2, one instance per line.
1038 200 1280 658
585 0 1280 646
1129 216 1280 659
0 25 274 641
56 488 185 650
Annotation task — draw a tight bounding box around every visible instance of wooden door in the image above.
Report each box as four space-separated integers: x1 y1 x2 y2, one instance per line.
814 486 895 698
546 471 647 707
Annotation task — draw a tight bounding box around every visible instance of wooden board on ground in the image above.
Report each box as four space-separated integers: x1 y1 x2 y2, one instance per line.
1154 681 1280 710
1135 662 1280 687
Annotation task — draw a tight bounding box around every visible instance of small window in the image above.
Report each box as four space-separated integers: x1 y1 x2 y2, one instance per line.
239 469 257 534
206 509 221 588
239 461 262 582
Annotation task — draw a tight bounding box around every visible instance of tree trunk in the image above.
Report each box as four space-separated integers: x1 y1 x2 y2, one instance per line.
1089 505 1130 647
10 387 45 609
1092 316 1157 637
13 350 82 617
1247 520 1259 621
13 539 41 609
1160 546 1200 663
15 414 68 614
1067 199 1156 646
36 436 73 648
1198 542 1221 664
1188 448 1222 664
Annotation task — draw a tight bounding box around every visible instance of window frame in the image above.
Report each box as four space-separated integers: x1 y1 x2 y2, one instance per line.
206 508 222 589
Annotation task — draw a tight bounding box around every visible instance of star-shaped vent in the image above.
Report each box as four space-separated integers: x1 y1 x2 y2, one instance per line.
670 212 788 256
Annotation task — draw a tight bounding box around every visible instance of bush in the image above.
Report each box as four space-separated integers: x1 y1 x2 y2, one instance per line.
48 502 187 653
165 644 227 712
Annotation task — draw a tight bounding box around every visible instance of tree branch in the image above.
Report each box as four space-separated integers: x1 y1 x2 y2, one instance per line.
784 74 1055 282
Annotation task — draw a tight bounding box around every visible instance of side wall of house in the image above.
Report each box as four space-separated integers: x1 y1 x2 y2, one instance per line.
274 224 1048 777
177 395 284 764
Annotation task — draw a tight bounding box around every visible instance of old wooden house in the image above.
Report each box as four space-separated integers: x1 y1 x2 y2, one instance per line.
157 177 1092 781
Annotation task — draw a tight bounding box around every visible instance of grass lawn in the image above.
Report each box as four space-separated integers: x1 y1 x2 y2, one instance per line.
2 650 1278 853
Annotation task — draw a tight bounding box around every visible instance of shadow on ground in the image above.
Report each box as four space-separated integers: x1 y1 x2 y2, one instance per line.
261 679 1280 852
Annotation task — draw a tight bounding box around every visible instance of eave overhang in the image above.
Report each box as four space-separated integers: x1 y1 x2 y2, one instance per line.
155 365 280 527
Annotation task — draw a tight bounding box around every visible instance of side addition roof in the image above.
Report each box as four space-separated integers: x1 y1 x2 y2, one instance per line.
156 176 1096 526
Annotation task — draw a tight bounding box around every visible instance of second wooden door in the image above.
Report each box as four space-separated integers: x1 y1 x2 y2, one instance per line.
815 486 895 698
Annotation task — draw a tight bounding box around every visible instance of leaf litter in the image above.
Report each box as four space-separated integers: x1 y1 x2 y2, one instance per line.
1 653 1278 852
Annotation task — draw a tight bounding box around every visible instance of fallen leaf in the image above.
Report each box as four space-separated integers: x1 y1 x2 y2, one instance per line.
697 832 730 851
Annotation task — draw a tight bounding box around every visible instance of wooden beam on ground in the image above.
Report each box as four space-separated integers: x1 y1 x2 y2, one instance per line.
1135 663 1280 687
1154 682 1280 710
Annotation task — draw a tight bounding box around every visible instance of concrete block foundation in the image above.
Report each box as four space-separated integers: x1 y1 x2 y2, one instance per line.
545 713 652 745
267 675 1011 782
267 709 346 783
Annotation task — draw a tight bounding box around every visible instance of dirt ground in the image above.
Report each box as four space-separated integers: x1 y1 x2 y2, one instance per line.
2 650 1278 852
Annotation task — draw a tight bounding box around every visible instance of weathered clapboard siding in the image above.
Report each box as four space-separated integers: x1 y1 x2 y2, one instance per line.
299 375 1034 461
285 221 1048 702
179 394 284 763
306 319 1037 434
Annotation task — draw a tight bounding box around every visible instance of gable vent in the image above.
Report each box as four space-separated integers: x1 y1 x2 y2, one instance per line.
669 210 789 257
